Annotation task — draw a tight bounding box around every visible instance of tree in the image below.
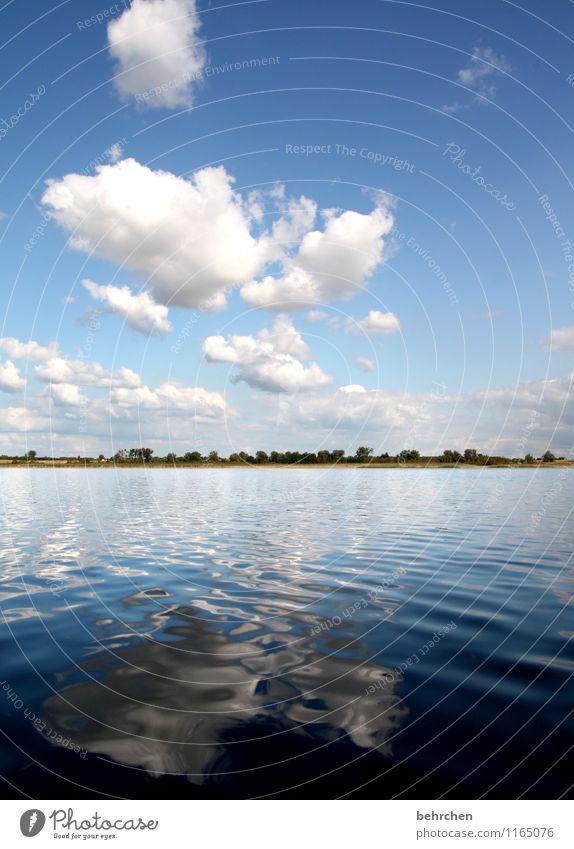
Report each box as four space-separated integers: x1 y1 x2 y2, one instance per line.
165 453 177 464
524 453 535 464
256 451 269 464
399 449 420 463
26 450 37 462
98 454 105 462
302 452 318 464
208 451 220 463
441 450 462 464
542 451 556 463
464 448 478 464
182 452 202 463
354 446 374 463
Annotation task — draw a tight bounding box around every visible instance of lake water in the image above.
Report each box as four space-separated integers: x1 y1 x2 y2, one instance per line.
0 468 573 799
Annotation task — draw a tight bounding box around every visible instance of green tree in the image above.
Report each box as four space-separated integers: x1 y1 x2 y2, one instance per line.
399 449 420 462
542 450 556 463
182 452 202 463
441 450 462 464
354 446 374 463
524 453 535 464
26 450 37 462
464 448 478 463
256 451 269 464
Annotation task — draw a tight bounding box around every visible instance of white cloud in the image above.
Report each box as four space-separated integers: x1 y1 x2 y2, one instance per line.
356 356 375 372
306 310 328 322
42 157 396 316
0 337 59 362
442 46 512 113
106 142 125 163
35 357 142 389
107 0 205 109
282 371 574 457
543 326 574 352
82 279 172 335
241 203 394 310
257 314 310 358
290 384 426 433
203 316 332 393
0 405 52 433
50 383 85 407
0 360 25 393
345 310 400 336
111 382 227 421
457 46 511 88
269 195 317 251
42 159 266 311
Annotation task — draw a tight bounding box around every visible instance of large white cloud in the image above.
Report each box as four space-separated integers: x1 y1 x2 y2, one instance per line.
107 0 205 109
345 309 400 336
42 157 395 316
203 315 332 393
82 279 172 335
42 159 266 310
0 360 25 393
241 204 394 309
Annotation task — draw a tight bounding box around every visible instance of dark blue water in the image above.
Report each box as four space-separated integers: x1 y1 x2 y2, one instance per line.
0 468 572 799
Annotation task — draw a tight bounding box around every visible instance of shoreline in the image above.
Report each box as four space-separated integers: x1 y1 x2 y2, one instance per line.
1 462 572 470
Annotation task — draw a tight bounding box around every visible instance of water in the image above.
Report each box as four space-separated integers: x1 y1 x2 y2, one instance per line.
0 467 572 799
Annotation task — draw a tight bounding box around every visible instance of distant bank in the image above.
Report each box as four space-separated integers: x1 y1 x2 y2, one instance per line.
1 461 573 469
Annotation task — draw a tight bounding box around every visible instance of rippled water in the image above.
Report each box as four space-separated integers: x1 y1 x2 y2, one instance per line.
0 468 573 799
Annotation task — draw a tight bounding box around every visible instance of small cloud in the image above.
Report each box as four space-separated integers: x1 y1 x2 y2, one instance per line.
542 326 574 352
0 360 25 393
356 355 375 372
106 142 125 163
479 308 503 320
82 279 172 336
442 46 512 113
306 310 328 322
0 337 59 362
61 294 77 305
345 310 400 336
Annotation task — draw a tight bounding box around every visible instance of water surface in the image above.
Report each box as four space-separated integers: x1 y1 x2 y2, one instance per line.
0 468 572 798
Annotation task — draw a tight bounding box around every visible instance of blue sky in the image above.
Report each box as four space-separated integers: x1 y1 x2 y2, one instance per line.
0 0 573 457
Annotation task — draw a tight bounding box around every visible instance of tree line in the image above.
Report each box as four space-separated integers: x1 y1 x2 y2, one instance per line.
5 447 565 465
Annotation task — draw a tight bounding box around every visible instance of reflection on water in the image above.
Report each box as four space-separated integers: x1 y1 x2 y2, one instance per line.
0 468 573 798
41 602 405 782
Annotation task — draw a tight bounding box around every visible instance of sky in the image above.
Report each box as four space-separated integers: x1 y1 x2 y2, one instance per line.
0 0 573 457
